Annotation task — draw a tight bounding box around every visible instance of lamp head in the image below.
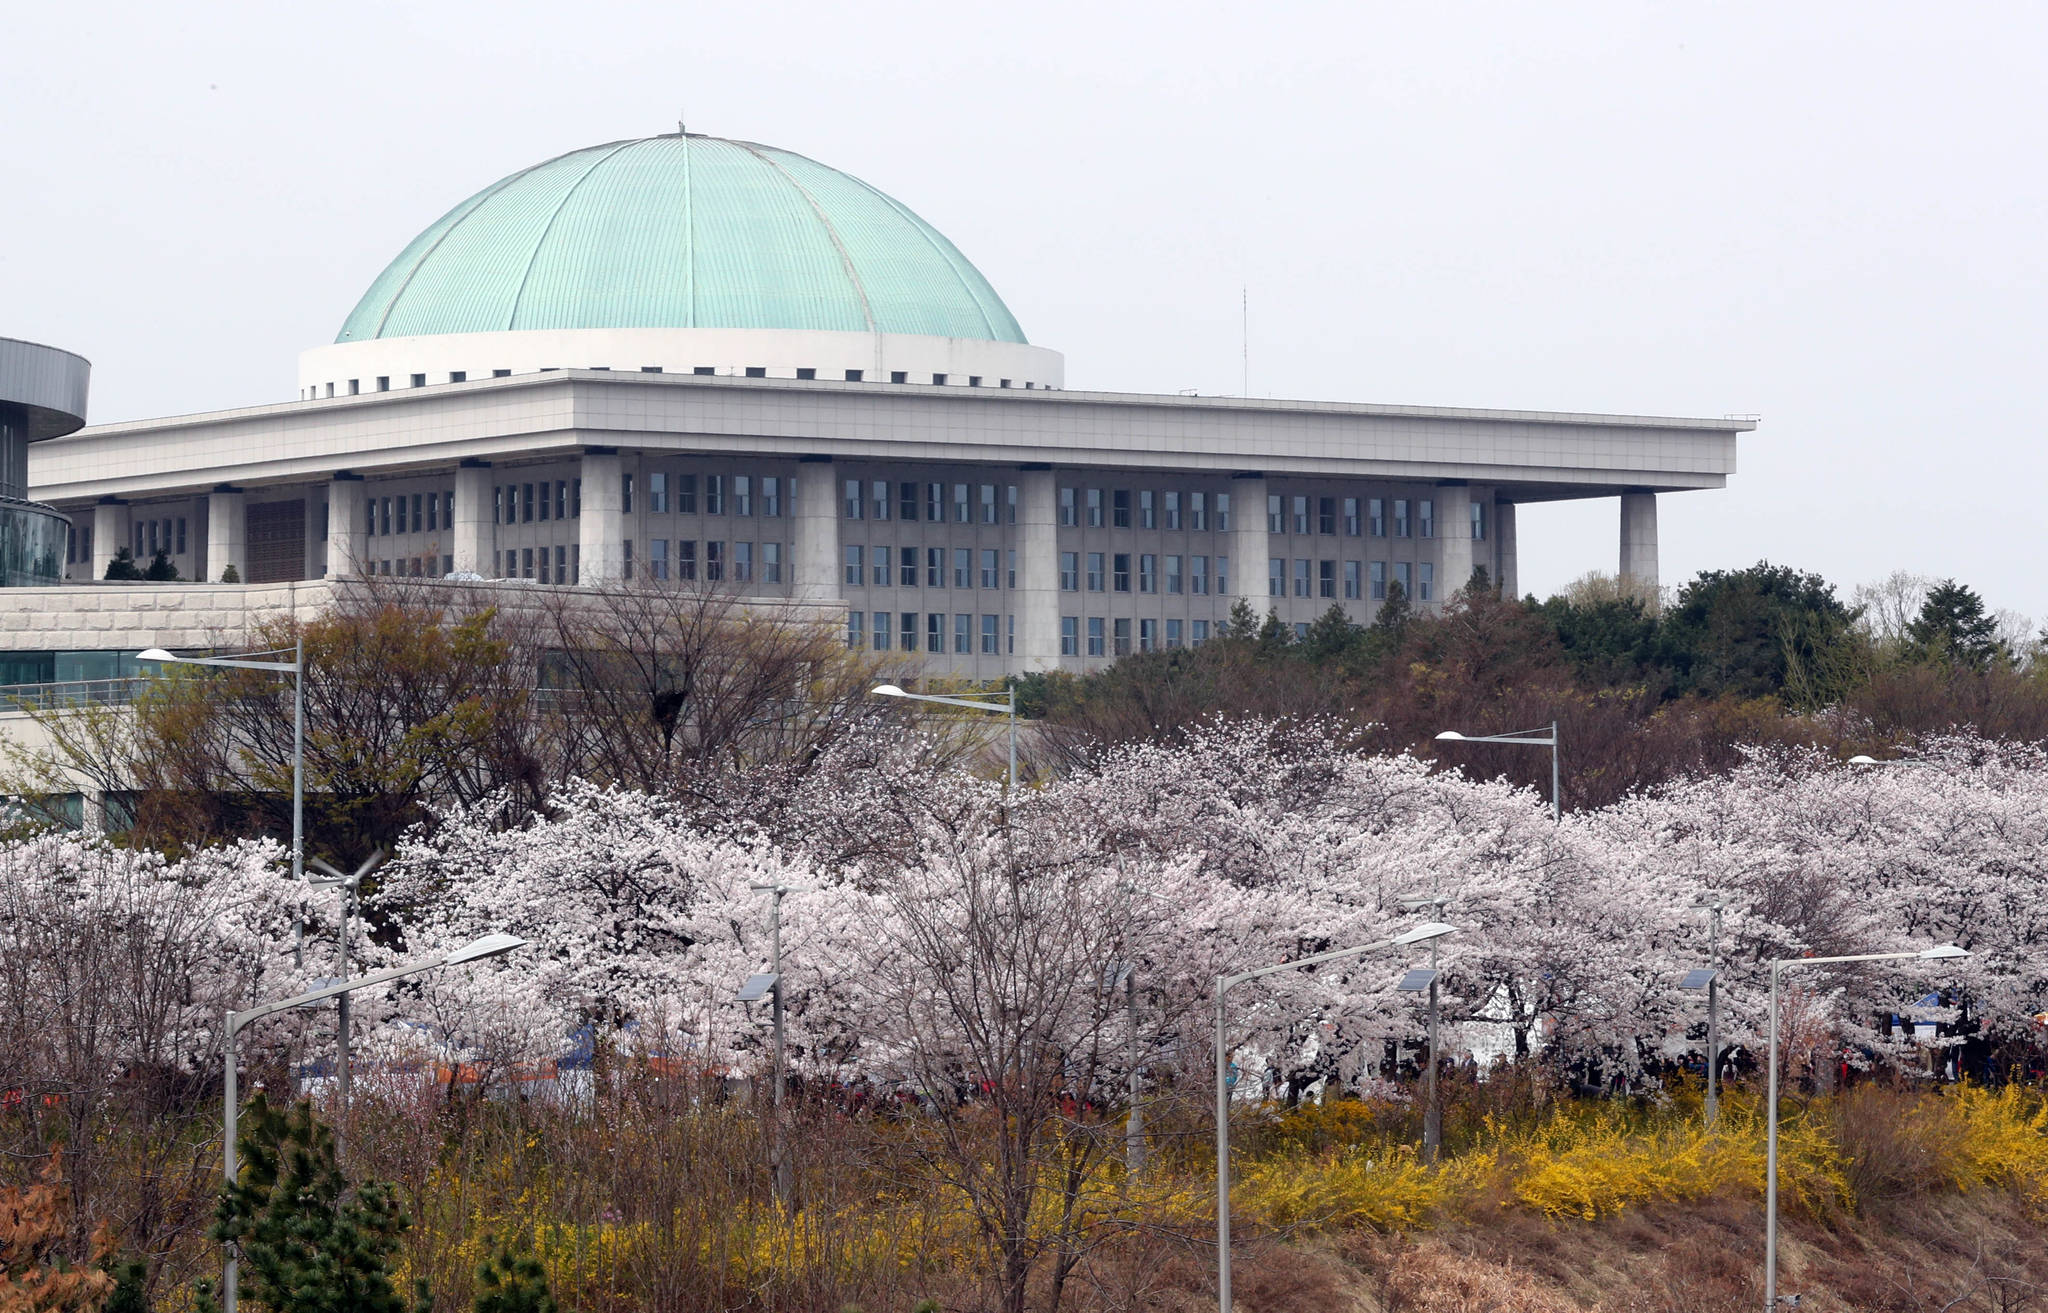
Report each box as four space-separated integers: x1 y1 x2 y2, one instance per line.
1433 730 1466 742
1395 921 1458 946
137 648 177 663
1918 944 1969 961
872 684 907 698
446 933 527 965
1398 894 1446 911
1847 754 1880 766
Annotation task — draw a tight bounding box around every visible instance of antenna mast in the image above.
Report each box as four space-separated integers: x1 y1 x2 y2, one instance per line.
1240 287 1249 397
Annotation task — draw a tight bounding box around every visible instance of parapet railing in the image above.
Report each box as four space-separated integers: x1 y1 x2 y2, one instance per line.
0 677 147 713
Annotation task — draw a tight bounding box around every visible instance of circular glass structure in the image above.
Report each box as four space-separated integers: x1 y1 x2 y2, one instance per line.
0 337 90 586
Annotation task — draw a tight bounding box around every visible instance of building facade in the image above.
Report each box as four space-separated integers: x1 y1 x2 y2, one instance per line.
2 337 89 588
22 132 1750 679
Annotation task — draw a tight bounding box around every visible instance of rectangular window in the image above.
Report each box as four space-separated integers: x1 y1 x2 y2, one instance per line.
1087 617 1105 657
1344 560 1361 599
1267 494 1283 533
1165 490 1182 530
1166 554 1183 594
764 476 782 518
1139 618 1157 652
398 496 410 534
1343 497 1360 536
494 485 504 524
622 539 634 580
902 612 919 651
1059 486 1077 526
953 483 969 523
847 610 864 649
426 493 438 532
1319 497 1337 536
1006 484 1018 524
845 544 864 586
1370 560 1386 600
1319 559 1336 599
1193 619 1210 643
1086 488 1103 527
900 481 920 521
1087 551 1105 592
980 484 997 524
1061 616 1079 656
705 474 724 516
927 482 944 522
844 479 863 519
901 551 918 587
649 539 669 580
763 541 782 583
383 496 395 534
1394 498 1410 538
981 614 999 654
1269 557 1285 597
1418 498 1434 539
518 484 533 524
1418 562 1434 602
678 540 697 580
523 547 535 579
572 478 582 517
953 547 971 589
1190 491 1206 532
1007 548 1017 589
650 471 668 514
1294 558 1311 597
1216 492 1231 532
706 540 724 581
1139 553 1156 593
954 613 971 654
1471 501 1486 542
1217 554 1230 594
872 479 890 521
1113 553 1131 592
734 542 753 582
621 473 634 515
734 475 753 517
1061 551 1079 591
678 474 698 514
1394 561 1411 598
1369 497 1385 537
928 612 944 652
872 613 891 651
1191 554 1208 595
176 517 187 554
1114 618 1132 656
1166 618 1184 649
927 547 943 588
1140 489 1156 529
980 548 999 589
1111 488 1130 528
1293 495 1310 535
873 545 891 587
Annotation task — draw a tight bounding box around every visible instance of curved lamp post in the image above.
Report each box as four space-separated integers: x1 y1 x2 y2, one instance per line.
219 932 527 1313
1764 944 1968 1310
1214 920 1458 1311
1435 722 1560 820
872 683 1018 793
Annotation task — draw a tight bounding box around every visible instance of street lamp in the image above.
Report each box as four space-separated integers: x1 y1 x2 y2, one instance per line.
872 682 1018 793
1397 893 1452 1163
1847 754 1937 769
307 850 385 1132
140 642 307 915
740 881 807 1209
1685 896 1725 1128
1213 920 1458 1312
1435 722 1560 820
1763 943 1968 1310
218 931 526 1313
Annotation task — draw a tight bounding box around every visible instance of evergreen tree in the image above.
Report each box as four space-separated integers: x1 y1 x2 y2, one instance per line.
219 563 242 584
1254 607 1293 658
472 1239 556 1313
1907 579 2003 671
102 548 143 582
142 549 181 582
1300 602 1362 662
1654 561 1861 704
195 1097 422 1313
1463 564 1493 598
1371 579 1412 636
1219 598 1261 640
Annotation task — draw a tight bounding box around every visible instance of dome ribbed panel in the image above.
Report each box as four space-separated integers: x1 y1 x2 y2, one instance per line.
334 134 1028 344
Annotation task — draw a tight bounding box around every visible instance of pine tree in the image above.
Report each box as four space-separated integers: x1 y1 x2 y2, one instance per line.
219 563 242 584
1219 598 1260 640
1907 579 2002 671
142 549 181 582
195 1097 422 1313
102 548 143 582
1372 579 1412 635
1300 602 1361 662
471 1239 557 1313
1254 607 1293 658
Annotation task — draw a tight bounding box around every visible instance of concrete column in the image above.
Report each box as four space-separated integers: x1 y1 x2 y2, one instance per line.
90 499 128 579
206 486 247 583
1229 474 1268 616
1495 501 1519 598
1434 483 1473 606
326 475 365 578
790 459 840 602
453 461 493 576
579 450 625 583
1016 467 1060 671
1620 490 1659 596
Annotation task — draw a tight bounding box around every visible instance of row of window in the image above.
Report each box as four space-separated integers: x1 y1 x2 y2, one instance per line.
1059 487 1232 531
632 539 785 583
1268 557 1435 601
844 479 1018 525
376 556 456 578
495 480 582 525
495 545 577 583
1059 551 1231 594
127 516 187 560
635 472 786 518
845 545 1016 590
848 611 1014 655
1060 616 1215 657
1264 495 1487 542
367 491 456 537
313 369 1049 399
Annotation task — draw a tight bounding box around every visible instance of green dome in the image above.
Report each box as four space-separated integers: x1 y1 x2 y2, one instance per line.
337 134 1028 344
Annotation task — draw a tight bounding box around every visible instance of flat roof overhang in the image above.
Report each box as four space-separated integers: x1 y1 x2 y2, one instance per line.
31 371 1750 507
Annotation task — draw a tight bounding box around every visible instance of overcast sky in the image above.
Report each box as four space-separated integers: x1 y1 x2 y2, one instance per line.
8 2 2044 616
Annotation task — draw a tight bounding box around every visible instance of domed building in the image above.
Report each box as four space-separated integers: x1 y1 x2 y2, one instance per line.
15 130 1749 678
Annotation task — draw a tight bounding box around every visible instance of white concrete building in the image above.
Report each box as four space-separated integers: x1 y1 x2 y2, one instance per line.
17 131 1751 683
